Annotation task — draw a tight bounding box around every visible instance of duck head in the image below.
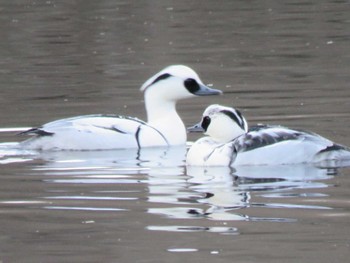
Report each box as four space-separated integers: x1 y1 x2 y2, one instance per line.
189 104 248 143
140 65 222 102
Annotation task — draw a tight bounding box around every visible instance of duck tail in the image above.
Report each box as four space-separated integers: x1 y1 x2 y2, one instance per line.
315 143 350 167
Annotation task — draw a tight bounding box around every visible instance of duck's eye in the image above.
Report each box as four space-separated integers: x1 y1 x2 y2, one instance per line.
201 116 211 131
184 78 200 94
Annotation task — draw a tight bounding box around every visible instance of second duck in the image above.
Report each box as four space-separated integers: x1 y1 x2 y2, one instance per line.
186 104 350 166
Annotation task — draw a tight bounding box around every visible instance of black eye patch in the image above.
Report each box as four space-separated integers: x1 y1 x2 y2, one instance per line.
201 116 211 131
184 78 200 94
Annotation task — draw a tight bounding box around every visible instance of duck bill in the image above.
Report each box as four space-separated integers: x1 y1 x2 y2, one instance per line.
187 123 205 133
193 84 223 96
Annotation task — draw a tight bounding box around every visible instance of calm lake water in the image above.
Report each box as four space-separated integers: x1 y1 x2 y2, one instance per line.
1 1 350 262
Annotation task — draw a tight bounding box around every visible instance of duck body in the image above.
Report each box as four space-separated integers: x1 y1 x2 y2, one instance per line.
20 115 169 150
186 105 350 167
234 124 350 166
187 137 237 166
19 65 221 151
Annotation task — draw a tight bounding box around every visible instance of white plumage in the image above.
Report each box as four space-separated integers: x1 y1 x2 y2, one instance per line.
186 104 350 166
19 65 222 151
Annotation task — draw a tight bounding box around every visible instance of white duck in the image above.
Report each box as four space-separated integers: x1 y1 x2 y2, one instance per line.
19 65 222 151
186 104 350 166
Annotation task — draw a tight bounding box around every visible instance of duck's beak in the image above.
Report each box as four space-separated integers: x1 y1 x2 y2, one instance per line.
193 83 223 96
187 123 205 133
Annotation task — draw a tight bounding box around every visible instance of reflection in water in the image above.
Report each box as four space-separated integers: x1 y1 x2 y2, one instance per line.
148 225 238 235
0 140 344 237
0 0 350 261
148 165 334 225
0 141 339 233
0 140 186 166
0 142 38 164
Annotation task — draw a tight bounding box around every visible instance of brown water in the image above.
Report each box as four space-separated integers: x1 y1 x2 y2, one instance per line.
1 1 350 262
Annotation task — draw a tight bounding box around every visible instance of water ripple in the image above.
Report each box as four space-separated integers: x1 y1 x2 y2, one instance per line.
148 225 239 234
43 206 127 212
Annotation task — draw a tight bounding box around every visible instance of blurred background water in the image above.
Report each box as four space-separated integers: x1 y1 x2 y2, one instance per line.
0 0 350 262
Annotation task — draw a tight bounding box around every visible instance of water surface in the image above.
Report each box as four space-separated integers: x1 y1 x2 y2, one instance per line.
1 1 350 262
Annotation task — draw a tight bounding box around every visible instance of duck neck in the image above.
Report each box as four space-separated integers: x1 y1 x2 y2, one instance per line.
144 93 186 145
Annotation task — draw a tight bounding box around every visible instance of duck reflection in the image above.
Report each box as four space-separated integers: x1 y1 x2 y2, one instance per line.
0 144 186 167
0 142 341 225
186 166 249 220
147 164 336 221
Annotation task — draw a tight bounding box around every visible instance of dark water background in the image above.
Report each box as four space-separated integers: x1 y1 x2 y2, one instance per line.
0 1 350 262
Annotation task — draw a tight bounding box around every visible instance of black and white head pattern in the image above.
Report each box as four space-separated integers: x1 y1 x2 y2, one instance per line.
201 104 248 133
